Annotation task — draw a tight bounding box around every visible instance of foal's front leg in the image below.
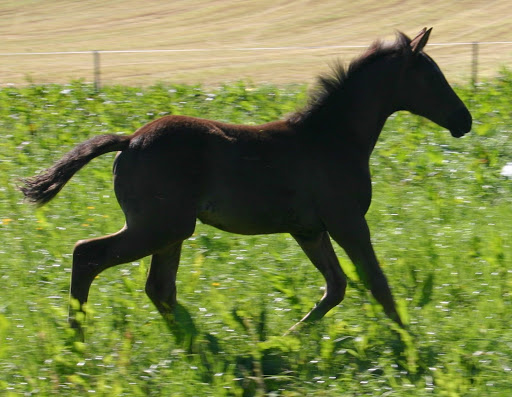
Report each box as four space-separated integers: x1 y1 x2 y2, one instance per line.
328 215 404 327
287 231 347 333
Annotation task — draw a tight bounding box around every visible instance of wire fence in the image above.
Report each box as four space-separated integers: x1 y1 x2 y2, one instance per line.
1 41 512 88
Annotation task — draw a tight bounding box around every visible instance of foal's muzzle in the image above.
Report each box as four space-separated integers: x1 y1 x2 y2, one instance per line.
448 106 472 138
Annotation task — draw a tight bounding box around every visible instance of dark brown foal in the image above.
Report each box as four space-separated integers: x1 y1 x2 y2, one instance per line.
22 28 471 340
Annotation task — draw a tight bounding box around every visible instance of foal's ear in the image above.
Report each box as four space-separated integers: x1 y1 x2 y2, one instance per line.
410 27 432 54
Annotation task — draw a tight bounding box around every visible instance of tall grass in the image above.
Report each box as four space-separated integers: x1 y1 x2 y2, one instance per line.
0 73 511 395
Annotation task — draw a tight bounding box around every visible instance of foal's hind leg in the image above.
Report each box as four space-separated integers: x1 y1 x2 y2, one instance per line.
69 225 166 338
146 242 198 349
145 242 182 316
287 231 347 333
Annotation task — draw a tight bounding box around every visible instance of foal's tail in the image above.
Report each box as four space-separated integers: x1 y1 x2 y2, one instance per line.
21 134 131 206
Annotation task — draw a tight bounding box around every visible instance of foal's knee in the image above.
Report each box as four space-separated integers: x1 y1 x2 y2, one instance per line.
326 277 347 306
367 270 391 295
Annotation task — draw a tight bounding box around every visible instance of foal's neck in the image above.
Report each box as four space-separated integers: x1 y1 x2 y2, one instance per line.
342 57 403 156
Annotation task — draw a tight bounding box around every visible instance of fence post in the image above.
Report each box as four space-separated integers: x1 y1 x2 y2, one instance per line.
93 50 101 91
471 42 478 89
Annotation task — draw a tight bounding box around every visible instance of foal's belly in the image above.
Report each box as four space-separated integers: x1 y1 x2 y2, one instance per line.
196 196 322 236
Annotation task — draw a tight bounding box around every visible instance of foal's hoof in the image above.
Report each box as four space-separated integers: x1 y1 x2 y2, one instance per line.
68 318 85 342
283 321 304 336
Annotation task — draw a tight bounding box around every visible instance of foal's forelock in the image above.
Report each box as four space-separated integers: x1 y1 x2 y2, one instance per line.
347 32 411 75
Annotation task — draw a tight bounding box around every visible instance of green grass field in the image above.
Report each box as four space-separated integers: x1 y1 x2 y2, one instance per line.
1 74 512 395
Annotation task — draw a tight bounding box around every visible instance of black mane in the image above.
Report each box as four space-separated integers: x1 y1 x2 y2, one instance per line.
288 32 412 129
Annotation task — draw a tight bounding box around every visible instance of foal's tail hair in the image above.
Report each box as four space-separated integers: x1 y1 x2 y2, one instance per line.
21 134 131 206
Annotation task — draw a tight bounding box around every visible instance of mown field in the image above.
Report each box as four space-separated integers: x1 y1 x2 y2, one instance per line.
2 0 512 85
0 74 512 396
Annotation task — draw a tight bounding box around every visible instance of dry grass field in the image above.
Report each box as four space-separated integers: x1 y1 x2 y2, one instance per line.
1 1 512 85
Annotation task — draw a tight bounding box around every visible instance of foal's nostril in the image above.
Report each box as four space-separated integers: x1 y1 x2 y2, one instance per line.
448 106 472 137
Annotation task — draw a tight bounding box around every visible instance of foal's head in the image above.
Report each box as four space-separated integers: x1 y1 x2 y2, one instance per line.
289 28 471 138
394 28 472 137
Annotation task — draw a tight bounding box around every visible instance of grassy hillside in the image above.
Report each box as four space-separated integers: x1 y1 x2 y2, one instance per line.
1 0 511 85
